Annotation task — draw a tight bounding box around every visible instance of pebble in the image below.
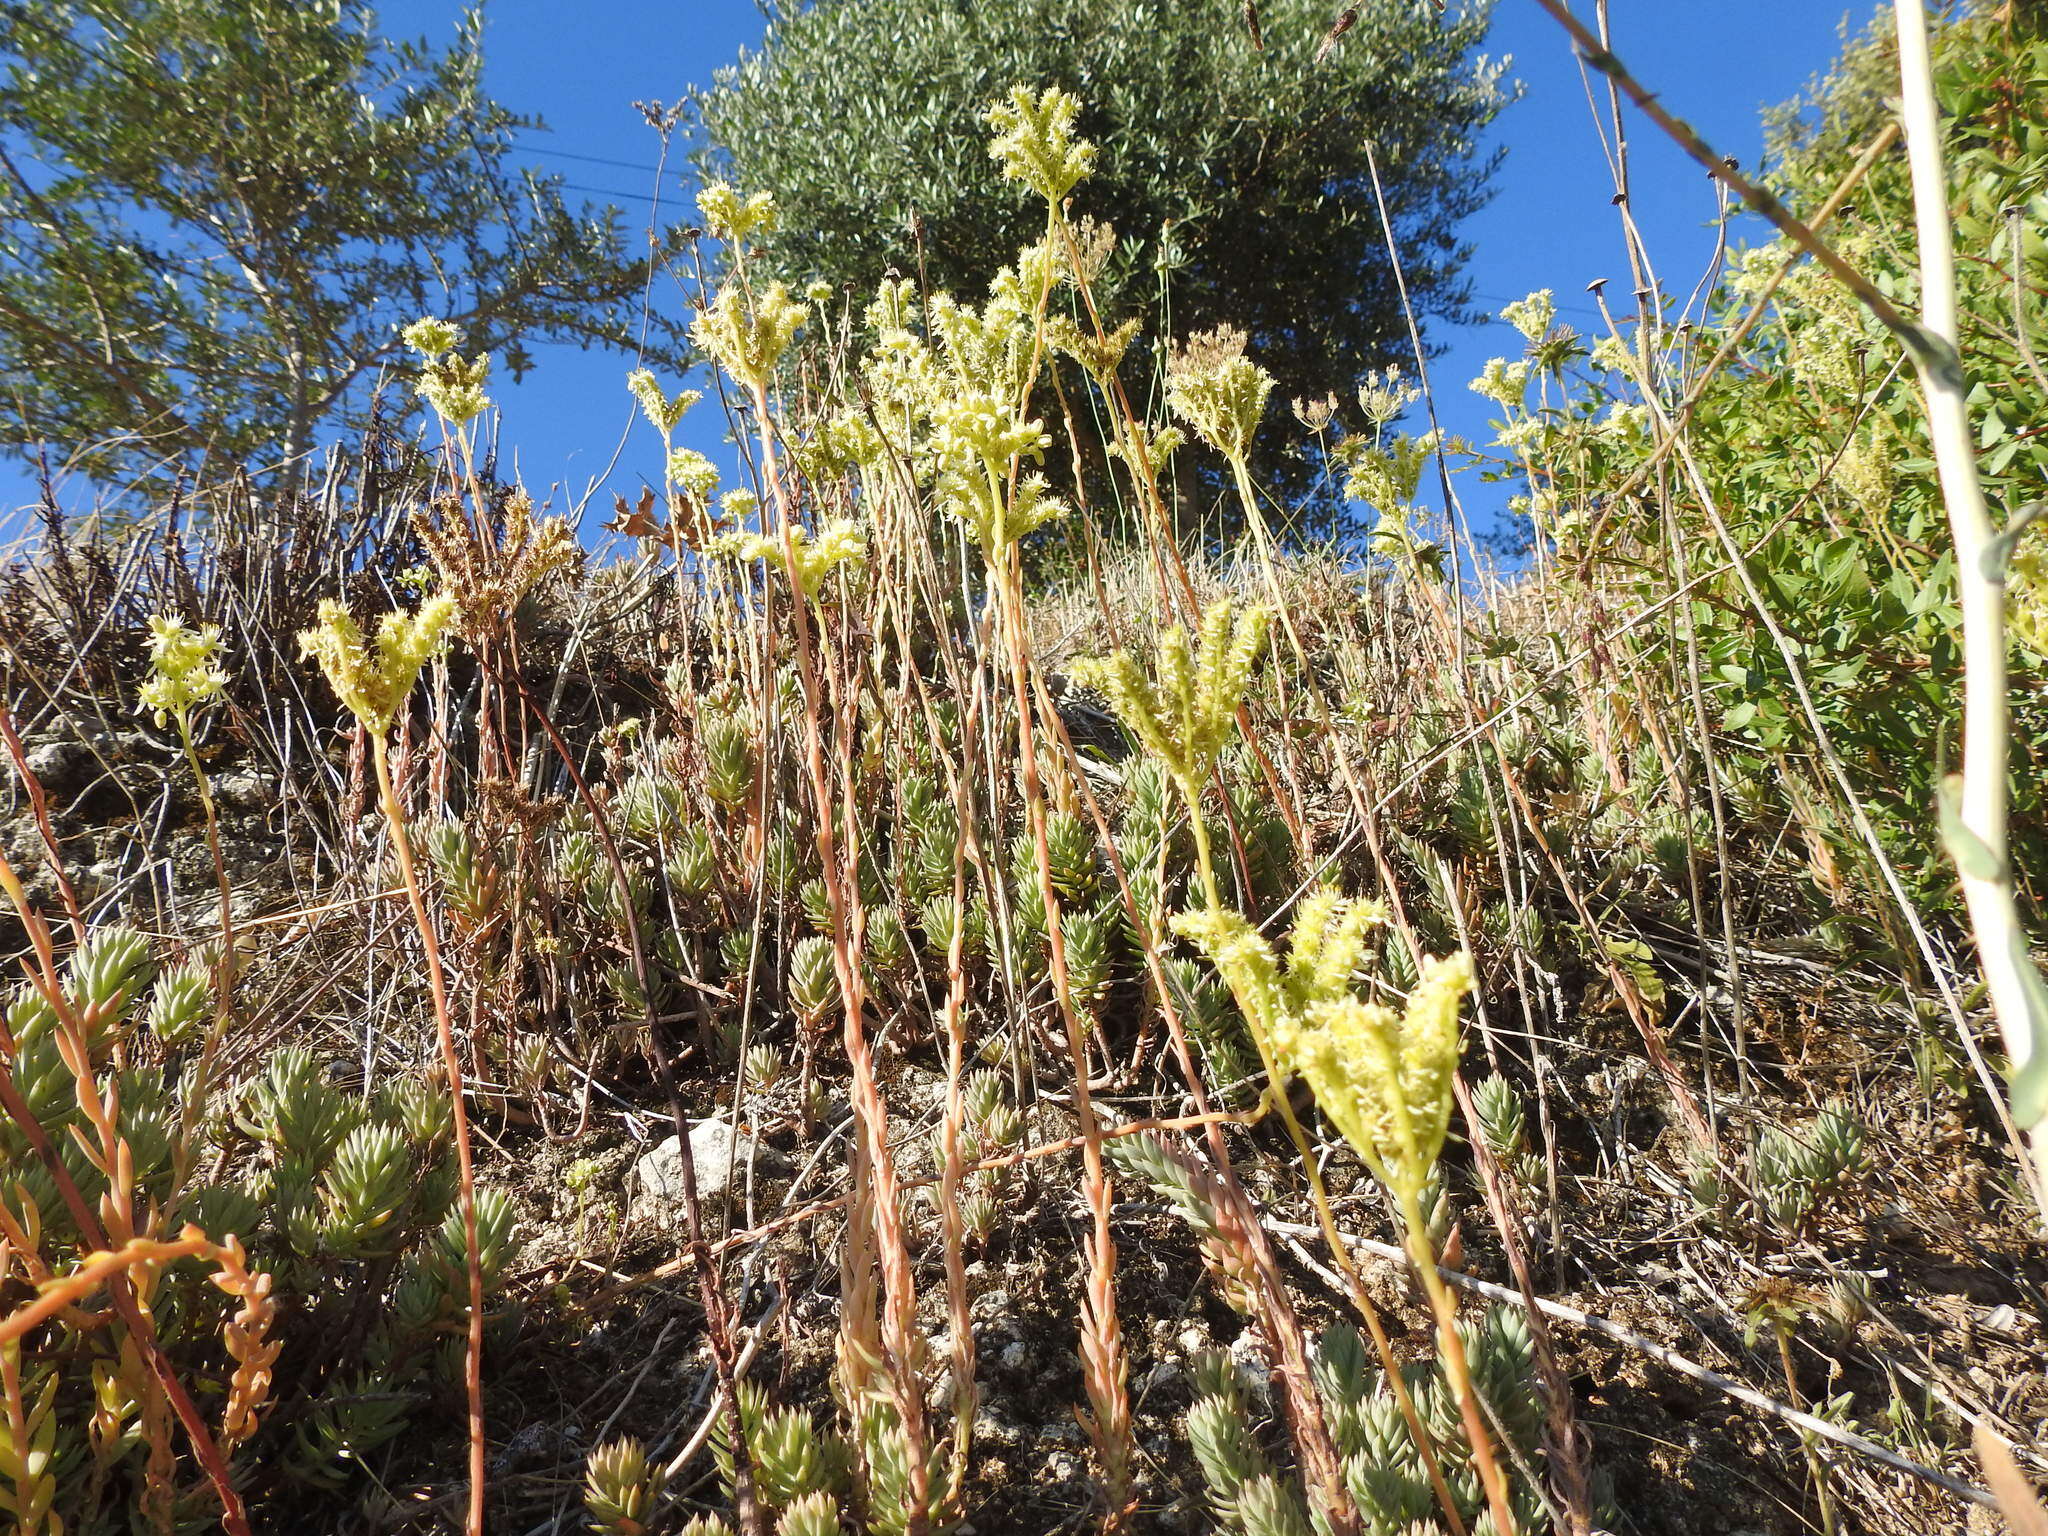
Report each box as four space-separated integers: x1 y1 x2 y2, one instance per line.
630 1120 786 1222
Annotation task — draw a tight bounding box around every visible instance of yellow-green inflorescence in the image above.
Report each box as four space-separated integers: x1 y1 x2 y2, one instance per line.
1166 325 1274 468
693 280 806 394
1173 892 1475 1199
667 448 721 504
139 614 228 727
298 594 459 735
1284 954 1474 1199
1068 598 1273 800
721 520 868 605
628 368 700 437
986 84 1096 205
404 316 493 426
1499 287 1556 343
1170 889 1387 1060
697 181 778 245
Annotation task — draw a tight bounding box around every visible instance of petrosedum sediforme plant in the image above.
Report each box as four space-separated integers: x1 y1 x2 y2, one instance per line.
1069 599 1273 806
720 519 868 605
299 589 494 1535
1070 598 1272 912
404 316 492 427
1173 890 1519 1533
138 614 227 728
296 594 458 736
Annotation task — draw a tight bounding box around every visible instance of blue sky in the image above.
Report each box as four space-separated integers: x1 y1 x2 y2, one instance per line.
7 0 1876 546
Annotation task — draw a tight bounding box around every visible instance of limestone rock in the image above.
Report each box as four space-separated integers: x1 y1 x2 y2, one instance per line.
630 1119 786 1222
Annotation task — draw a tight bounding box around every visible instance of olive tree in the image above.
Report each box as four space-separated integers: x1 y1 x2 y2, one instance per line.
692 0 1510 515
0 0 692 488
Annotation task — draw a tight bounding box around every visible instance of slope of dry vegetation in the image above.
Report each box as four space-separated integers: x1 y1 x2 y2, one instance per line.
1 7 2045 1536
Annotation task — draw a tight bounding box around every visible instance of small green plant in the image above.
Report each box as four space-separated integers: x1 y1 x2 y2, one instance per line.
1187 1316 1549 1536
1751 1102 1867 1234
585 1435 667 1535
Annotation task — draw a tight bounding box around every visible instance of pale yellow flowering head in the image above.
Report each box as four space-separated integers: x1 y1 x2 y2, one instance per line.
1279 888 1392 1015
693 280 805 392
139 614 228 727
627 369 700 436
1047 314 1141 384
1602 400 1650 440
720 520 867 605
1104 419 1185 469
1468 357 1529 408
1068 598 1272 793
1342 430 1438 513
927 280 1036 406
667 447 720 503
1500 289 1556 343
1589 331 1636 374
1166 326 1273 466
1169 906 1287 1044
1284 952 1473 1196
866 276 919 338
417 350 492 426
298 594 458 735
402 316 462 359
721 487 760 520
937 467 1067 554
696 182 778 244
1170 888 1391 1126
794 410 888 484
928 390 1048 468
986 84 1096 204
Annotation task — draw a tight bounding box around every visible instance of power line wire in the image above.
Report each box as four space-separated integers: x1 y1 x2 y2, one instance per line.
558 180 667 206
510 140 671 178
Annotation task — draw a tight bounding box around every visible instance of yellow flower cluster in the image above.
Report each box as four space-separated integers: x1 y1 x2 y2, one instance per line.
985 84 1096 205
1165 326 1273 466
943 469 1069 555
401 316 462 358
793 410 888 484
627 369 700 436
1356 364 1421 428
1046 314 1141 385
418 352 491 427
693 280 806 392
138 614 228 727
1068 599 1272 796
1342 431 1439 514
1174 892 1473 1195
1468 357 1530 408
1171 890 1387 1054
696 182 778 245
1589 331 1636 375
892 254 1077 552
1499 289 1556 343
298 595 458 735
721 520 868 604
405 316 492 426
666 447 720 503
1280 952 1474 1197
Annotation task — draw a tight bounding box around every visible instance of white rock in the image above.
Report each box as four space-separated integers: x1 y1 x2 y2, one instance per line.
631 1120 785 1221
1227 1326 1272 1399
